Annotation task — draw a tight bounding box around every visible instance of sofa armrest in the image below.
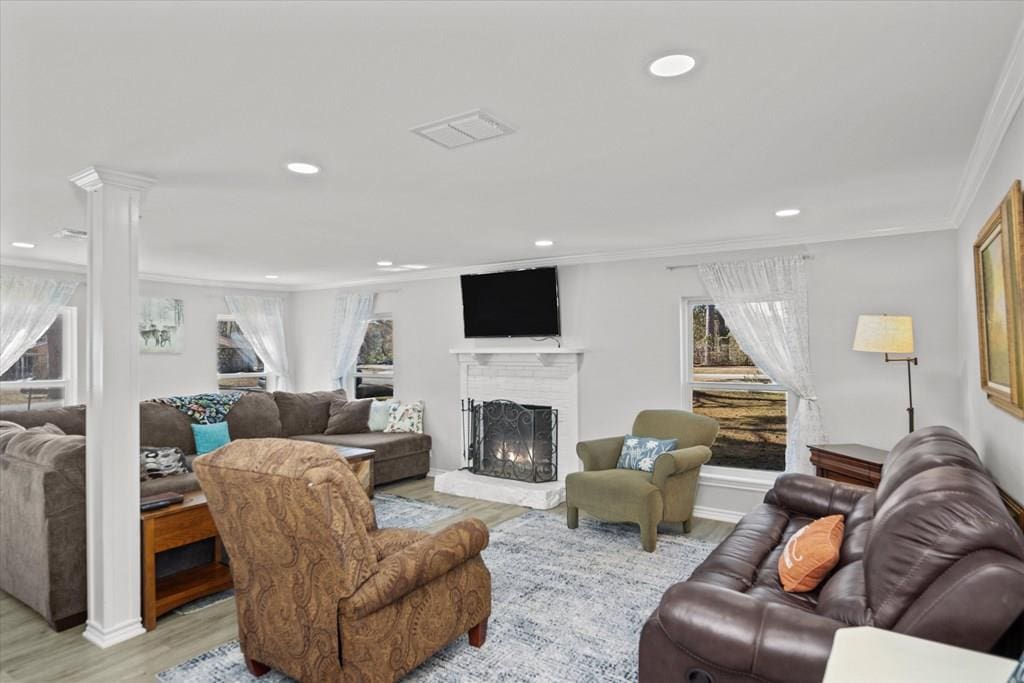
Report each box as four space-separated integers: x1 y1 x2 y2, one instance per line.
343 518 489 618
651 445 711 490
764 473 872 519
576 436 624 472
650 581 843 683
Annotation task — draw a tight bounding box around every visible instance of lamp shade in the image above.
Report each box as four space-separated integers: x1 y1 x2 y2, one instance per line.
853 315 914 354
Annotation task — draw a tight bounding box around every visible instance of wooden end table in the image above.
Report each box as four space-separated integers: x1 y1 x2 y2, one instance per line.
331 446 375 499
807 443 887 488
140 491 232 631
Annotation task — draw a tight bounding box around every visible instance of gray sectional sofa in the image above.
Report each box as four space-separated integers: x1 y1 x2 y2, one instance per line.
0 389 430 630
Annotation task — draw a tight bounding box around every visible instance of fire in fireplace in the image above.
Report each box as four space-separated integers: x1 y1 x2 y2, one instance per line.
462 399 558 483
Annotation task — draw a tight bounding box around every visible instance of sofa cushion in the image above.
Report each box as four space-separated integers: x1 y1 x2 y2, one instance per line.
325 399 372 435
140 472 200 497
274 390 346 436
289 432 431 462
140 401 197 454
0 405 86 435
225 392 282 440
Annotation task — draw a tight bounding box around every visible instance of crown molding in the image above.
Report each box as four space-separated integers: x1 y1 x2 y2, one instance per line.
69 166 157 193
290 218 954 292
0 255 292 292
949 16 1024 228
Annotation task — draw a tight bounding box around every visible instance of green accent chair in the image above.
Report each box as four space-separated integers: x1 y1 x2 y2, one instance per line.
565 410 718 552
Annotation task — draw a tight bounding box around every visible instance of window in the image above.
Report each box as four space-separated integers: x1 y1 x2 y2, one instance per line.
683 301 787 472
355 318 394 399
0 307 77 410
216 315 269 392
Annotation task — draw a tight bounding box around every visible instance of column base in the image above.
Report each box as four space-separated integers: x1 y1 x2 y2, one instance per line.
83 617 146 649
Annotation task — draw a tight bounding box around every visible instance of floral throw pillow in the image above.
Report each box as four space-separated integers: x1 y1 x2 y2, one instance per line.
384 400 424 434
616 435 678 472
140 446 190 481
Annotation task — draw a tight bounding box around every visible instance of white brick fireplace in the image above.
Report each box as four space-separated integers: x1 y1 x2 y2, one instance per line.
433 347 584 509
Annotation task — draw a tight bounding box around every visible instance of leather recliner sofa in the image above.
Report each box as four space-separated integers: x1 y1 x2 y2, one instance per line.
639 426 1024 683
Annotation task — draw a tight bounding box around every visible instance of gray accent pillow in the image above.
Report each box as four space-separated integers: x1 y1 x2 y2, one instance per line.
140 445 190 481
324 398 372 435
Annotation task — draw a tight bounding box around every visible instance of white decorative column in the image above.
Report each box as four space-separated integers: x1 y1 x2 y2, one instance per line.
70 167 156 648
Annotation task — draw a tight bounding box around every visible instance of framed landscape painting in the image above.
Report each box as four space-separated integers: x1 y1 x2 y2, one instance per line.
139 297 185 354
973 180 1024 418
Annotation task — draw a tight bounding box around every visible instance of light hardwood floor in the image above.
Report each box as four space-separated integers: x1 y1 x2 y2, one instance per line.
0 478 734 683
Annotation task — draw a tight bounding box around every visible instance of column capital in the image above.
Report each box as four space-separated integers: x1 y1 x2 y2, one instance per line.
69 166 157 193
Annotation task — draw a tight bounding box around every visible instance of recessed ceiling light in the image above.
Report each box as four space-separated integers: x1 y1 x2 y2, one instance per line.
534 239 554 247
376 261 393 267
649 54 696 78
264 274 280 279
401 264 428 270
11 241 35 249
286 162 320 175
774 208 801 217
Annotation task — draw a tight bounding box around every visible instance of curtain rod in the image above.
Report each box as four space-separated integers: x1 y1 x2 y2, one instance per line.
665 254 813 271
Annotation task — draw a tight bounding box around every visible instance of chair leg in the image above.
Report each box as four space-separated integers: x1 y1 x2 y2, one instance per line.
566 504 579 529
469 618 488 648
245 656 270 677
640 521 657 552
682 518 693 534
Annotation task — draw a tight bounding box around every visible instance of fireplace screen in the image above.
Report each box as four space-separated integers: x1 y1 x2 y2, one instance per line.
463 399 558 483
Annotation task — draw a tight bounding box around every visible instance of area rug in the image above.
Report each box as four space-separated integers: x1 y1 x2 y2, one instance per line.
158 512 716 682
171 494 458 615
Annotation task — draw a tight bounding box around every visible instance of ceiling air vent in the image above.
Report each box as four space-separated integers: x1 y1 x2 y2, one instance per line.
53 228 89 241
411 109 514 149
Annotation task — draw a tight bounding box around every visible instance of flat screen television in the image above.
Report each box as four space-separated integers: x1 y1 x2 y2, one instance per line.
461 267 561 338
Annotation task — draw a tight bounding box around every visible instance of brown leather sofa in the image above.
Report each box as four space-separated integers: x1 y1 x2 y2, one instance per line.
195 438 491 682
639 426 1024 683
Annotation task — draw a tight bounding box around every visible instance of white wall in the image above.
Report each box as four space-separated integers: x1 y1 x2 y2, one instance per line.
2 264 294 402
956 100 1024 502
292 229 961 515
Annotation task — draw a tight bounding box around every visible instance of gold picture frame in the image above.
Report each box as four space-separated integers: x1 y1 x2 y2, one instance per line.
973 179 1024 418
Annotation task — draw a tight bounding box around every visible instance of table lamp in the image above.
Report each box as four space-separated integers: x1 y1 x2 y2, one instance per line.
853 314 918 432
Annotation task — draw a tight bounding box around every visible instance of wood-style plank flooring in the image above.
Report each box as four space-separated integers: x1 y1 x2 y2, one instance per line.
0 478 733 683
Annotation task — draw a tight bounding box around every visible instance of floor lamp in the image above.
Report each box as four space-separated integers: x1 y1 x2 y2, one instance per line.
853 314 918 433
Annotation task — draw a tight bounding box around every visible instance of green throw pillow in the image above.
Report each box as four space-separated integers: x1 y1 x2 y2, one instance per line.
192 422 231 454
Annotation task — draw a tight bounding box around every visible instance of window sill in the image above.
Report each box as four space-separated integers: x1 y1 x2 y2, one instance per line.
699 465 780 493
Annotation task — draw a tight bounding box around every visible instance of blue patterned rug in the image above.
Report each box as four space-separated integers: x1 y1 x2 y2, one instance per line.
158 511 716 682
172 494 458 615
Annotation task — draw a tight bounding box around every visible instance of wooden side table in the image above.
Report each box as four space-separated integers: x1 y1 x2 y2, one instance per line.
140 491 233 630
331 446 375 499
807 443 888 488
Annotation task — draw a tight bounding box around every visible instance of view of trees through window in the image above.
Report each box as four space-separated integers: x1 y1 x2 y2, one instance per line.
216 318 266 392
356 319 394 399
690 303 786 471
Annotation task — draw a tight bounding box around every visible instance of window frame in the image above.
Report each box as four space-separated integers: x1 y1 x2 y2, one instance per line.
680 298 793 475
0 306 78 407
216 314 276 392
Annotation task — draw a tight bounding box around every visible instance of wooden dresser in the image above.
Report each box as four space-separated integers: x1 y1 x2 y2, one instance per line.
807 443 888 488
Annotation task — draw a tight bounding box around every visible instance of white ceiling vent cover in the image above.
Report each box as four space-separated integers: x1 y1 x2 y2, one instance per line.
411 109 514 149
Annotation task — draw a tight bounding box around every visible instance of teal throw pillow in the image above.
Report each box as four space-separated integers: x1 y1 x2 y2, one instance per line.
192 421 231 454
616 435 678 472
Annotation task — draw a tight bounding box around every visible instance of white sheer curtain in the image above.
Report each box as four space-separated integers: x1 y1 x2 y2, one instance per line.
697 255 824 474
223 295 292 390
0 276 78 375
331 292 376 390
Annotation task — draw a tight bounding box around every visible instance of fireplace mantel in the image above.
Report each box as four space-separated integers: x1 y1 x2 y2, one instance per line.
449 347 584 365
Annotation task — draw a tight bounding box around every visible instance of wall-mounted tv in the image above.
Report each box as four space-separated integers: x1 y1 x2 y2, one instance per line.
461 267 561 338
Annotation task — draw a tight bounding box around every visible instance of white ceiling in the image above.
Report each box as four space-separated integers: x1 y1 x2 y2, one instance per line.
2 1 1022 287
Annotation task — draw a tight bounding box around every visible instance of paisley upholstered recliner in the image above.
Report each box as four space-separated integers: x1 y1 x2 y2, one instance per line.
194 438 491 682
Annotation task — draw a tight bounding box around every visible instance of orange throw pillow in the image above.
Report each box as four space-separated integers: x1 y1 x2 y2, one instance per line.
778 514 845 593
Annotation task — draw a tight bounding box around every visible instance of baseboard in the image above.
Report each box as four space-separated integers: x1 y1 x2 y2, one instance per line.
82 617 146 648
427 467 450 478
693 505 746 524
